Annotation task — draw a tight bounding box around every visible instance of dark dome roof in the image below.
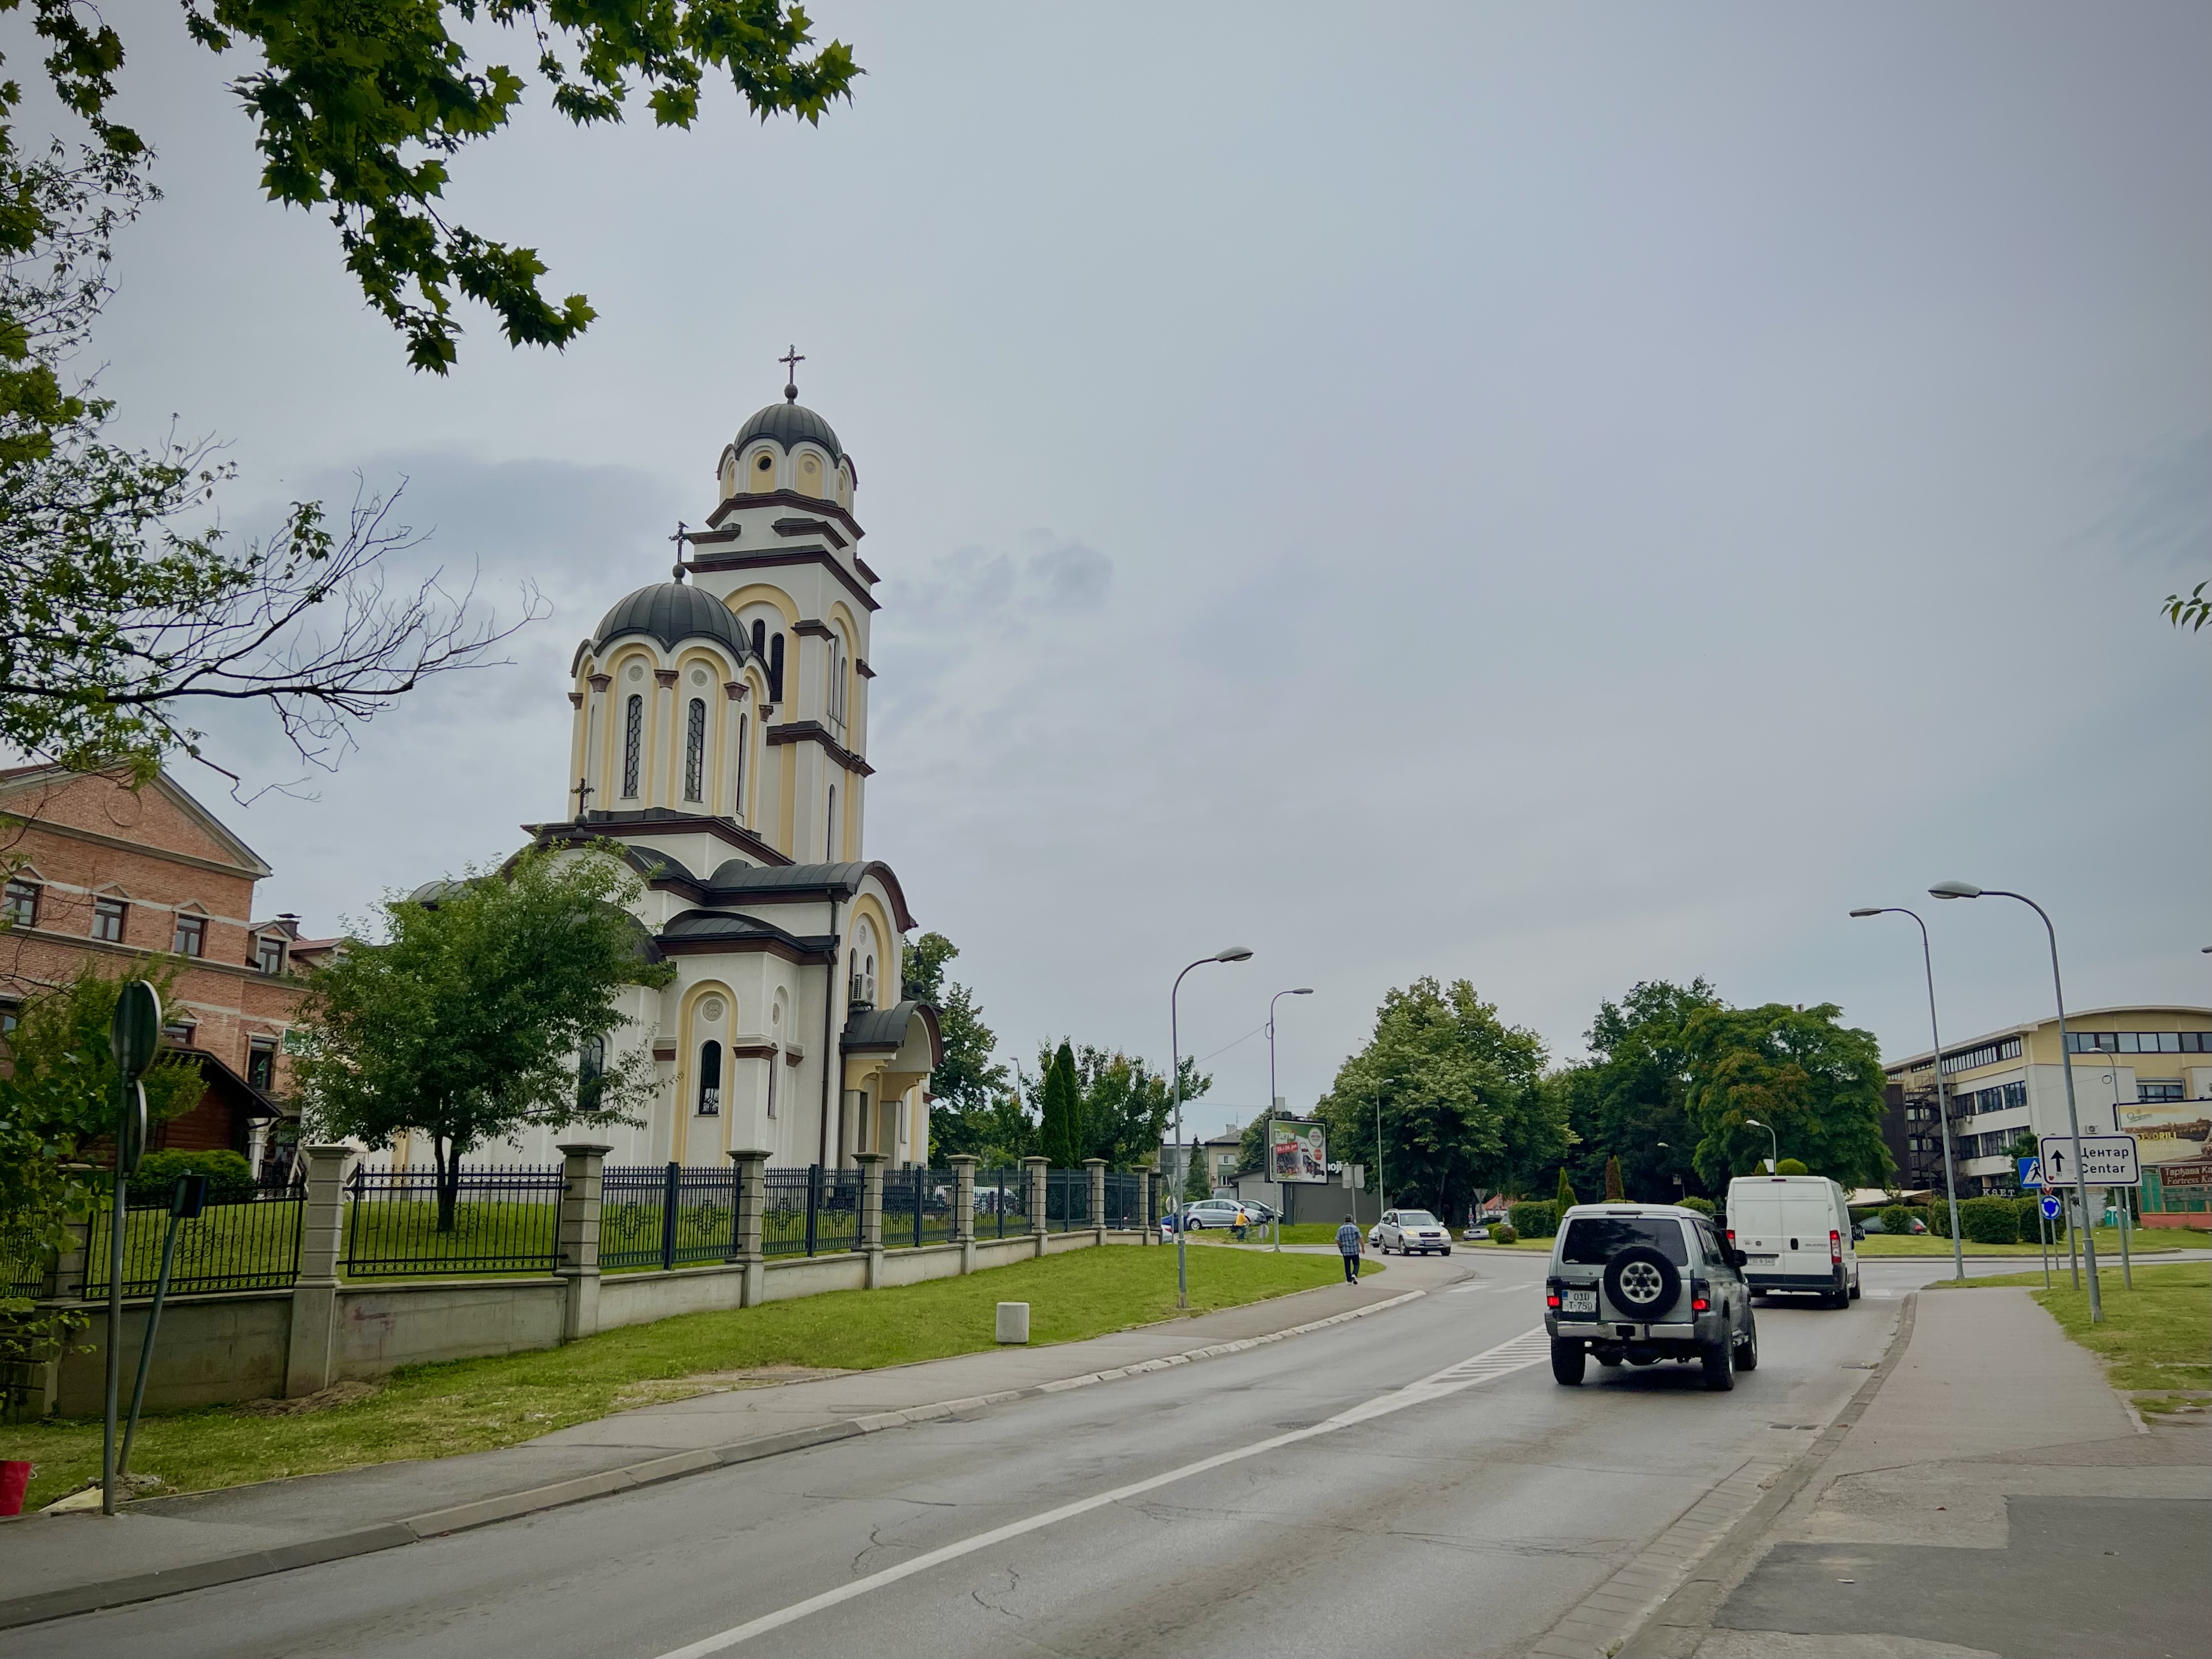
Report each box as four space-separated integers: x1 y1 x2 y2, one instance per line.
593 582 752 659
733 399 844 462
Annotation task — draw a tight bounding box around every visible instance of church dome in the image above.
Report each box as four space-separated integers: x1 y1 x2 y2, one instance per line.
592 581 753 660
733 398 843 461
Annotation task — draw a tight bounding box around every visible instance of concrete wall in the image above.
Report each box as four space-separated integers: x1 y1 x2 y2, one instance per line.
55 1292 292 1417
333 1281 566 1379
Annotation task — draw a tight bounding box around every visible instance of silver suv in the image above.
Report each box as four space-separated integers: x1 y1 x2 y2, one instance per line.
1544 1204 1758 1391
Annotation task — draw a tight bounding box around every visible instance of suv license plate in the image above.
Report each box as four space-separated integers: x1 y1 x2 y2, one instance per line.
1561 1289 1597 1314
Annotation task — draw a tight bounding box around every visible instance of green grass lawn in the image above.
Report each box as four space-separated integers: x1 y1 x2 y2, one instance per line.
1 1241 1367 1514
1855 1225 2195 1257
1938 1261 2209 1408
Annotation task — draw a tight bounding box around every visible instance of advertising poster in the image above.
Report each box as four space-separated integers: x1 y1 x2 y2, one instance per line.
2117 1098 2211 1167
1269 1119 1328 1185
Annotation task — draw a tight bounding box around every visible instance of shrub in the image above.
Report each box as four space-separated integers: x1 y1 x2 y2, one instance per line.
132 1147 256 1203
1774 1157 1809 1176
1679 1195 1716 1217
1959 1196 2020 1245
1509 1200 1558 1238
1488 1224 1517 1245
1878 1204 1914 1237
2016 1195 2066 1239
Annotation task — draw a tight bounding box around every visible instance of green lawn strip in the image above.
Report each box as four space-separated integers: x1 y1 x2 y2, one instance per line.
1855 1226 2193 1257
1936 1262 2210 1396
1 1244 1355 1514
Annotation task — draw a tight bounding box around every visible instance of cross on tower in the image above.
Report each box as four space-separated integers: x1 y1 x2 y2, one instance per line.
572 776 594 819
669 519 689 581
780 345 804 402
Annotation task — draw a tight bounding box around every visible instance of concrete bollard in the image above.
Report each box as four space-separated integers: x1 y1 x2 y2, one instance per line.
995 1302 1030 1344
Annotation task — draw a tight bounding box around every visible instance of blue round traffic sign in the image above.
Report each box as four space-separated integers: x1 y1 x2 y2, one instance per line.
2040 1196 2062 1220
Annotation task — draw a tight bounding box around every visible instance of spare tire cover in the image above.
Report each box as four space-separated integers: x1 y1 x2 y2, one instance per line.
1602 1246 1681 1317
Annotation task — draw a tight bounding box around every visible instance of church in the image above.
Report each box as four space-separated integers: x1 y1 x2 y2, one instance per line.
463 368 941 1171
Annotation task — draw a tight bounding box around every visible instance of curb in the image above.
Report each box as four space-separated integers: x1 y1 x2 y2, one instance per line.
0 1286 1430 1632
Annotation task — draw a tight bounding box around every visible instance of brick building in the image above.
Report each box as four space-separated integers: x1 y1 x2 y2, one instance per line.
1 764 320 1174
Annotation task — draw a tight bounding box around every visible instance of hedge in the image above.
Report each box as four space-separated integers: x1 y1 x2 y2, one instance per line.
1488 1224 1518 1244
1877 1204 1915 1237
1508 1200 1558 1238
1958 1196 2020 1245
1679 1196 1716 1217
2016 1195 2066 1239
132 1148 256 1203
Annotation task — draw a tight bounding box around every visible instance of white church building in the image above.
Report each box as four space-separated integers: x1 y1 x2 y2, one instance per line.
434 375 941 1171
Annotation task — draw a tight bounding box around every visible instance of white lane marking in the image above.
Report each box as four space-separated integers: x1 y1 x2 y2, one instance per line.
651 1328 1551 1658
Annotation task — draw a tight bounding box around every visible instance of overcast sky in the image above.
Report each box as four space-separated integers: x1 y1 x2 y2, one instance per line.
55 2 2211 1121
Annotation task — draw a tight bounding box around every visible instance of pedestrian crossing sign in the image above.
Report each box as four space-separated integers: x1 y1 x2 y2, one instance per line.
2017 1156 2041 1189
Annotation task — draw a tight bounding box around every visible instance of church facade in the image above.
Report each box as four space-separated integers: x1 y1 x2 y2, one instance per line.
468 380 940 1171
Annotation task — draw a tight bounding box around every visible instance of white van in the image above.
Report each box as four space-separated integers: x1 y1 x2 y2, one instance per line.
1723 1175 1860 1307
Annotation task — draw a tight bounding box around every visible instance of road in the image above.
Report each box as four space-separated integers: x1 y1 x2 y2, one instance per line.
0 1257 2043 1659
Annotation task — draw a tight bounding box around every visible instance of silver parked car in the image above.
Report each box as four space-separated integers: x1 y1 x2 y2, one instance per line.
1375 1208 1452 1256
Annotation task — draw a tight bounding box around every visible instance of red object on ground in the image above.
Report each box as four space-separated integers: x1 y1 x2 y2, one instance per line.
0 1461 30 1517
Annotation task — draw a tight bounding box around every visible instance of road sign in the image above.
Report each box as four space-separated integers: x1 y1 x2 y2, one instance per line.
108 980 161 1080
2017 1157 2042 1189
2040 1195 2062 1220
2039 1132 2140 1188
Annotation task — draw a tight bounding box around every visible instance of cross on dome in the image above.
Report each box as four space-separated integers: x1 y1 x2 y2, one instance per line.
780 345 805 403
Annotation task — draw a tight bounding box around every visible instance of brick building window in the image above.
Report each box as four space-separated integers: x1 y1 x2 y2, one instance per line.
247 1038 276 1093
2 879 38 928
172 913 206 956
92 896 128 943
162 1018 196 1046
255 934 286 975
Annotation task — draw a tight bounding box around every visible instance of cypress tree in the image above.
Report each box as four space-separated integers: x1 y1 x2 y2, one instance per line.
1555 1165 1579 1212
1603 1156 1624 1201
1042 1041 1082 1167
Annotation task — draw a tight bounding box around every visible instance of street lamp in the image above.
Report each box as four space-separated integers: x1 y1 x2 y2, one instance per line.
1743 1118 1778 1174
1172 946 1254 1309
1851 907 1966 1282
1265 988 1313 1252
1930 881 2101 1322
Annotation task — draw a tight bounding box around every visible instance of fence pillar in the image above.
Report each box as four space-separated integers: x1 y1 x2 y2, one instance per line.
727 1149 769 1307
1024 1157 1049 1259
556 1143 610 1342
856 1152 886 1288
1084 1158 1107 1245
1138 1161 1156 1244
283 1144 351 1398
949 1155 979 1274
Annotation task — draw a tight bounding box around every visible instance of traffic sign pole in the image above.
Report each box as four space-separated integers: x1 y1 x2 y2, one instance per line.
102 981 161 1518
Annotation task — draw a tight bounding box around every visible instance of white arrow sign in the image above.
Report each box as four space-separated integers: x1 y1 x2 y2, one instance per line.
2038 1132 2140 1188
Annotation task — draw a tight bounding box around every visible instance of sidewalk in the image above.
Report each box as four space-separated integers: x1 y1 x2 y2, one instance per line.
0 1251 1465 1631
1625 1286 2212 1659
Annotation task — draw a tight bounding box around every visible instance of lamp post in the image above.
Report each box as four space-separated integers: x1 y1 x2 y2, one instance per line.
1266 988 1313 1250
1743 1118 1778 1175
1172 946 1254 1309
2100 1057 2133 1290
1930 881 2101 1323
1851 907 1966 1282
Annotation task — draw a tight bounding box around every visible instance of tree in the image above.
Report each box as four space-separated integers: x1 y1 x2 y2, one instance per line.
2 0 859 374
0 123 525 784
1314 978 1562 1220
1681 1002 1891 1191
1039 1041 1082 1168
295 845 673 1228
2165 581 2209 633
1774 1157 1809 1176
899 932 1007 1161
1557 979 1722 1202
1182 1148 1212 1204
1555 1166 1578 1210
1603 1156 1624 1201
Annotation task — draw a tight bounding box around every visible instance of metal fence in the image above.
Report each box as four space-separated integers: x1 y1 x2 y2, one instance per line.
1101 1171 1144 1231
762 1165 864 1258
85 1188 307 1297
881 1167 959 1250
342 1164 563 1278
600 1162 740 1271
2 1228 48 1301
975 1167 1029 1239
1044 1169 1089 1232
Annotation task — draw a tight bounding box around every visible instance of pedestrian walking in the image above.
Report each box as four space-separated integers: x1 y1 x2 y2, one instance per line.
1335 1214 1363 1283
1231 1203 1251 1242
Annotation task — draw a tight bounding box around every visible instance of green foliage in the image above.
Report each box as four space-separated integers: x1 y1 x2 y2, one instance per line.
1879 1204 1914 1237
1040 1041 1082 1168
1682 1002 1891 1189
1960 1196 2020 1245
132 1147 254 1203
296 846 673 1224
1314 979 1560 1218
1182 1151 1211 1204
0 960 203 1150
1027 1041 1205 1173
1774 1156 1809 1176
1555 1165 1578 1210
2166 580 2209 633
1603 1155 1624 1200
901 934 1009 1162
2017 1195 2067 1240
1557 979 1720 1203
1488 1223 1517 1244
1508 1200 1557 1238
1679 1195 1715 1217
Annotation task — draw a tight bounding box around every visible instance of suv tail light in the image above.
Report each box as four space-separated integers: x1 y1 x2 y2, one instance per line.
1690 1278 1710 1313
1725 1227 1736 1245
1830 1229 1842 1263
1545 1275 1562 1310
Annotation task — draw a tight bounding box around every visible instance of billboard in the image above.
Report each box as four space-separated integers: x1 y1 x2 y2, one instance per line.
2116 1098 2211 1167
1268 1119 1329 1185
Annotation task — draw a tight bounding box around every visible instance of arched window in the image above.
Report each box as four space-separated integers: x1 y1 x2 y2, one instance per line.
749 618 766 661
734 713 749 821
622 694 644 797
826 785 838 861
696 1040 722 1116
683 697 707 802
768 633 785 703
576 1036 606 1112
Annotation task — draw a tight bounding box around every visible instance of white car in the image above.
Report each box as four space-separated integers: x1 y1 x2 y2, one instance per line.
1375 1208 1452 1256
1180 1199 1257 1231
